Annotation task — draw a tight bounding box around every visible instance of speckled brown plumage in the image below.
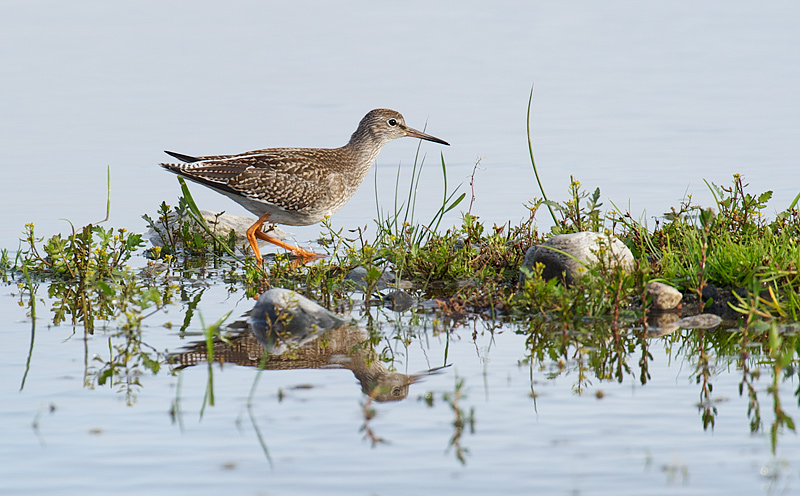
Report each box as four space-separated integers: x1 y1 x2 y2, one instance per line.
160 108 449 265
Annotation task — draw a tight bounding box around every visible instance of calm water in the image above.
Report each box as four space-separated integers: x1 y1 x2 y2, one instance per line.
3 284 798 495
2 1 799 245
2 1 799 494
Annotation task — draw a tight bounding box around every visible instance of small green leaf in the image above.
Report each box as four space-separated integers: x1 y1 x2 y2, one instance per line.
97 281 115 296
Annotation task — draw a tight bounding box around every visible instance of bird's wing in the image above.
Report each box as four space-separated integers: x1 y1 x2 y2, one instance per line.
161 149 343 213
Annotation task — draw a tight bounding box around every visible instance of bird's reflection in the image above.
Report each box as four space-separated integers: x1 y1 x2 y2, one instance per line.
171 289 446 402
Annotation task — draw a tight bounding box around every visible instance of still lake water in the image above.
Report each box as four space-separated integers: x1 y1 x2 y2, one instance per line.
2 1 799 494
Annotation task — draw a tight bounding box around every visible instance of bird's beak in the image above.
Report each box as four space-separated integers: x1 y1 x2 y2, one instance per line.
407 364 452 384
404 126 450 146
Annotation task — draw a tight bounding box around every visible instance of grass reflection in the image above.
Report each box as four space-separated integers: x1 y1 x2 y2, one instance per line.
517 316 798 454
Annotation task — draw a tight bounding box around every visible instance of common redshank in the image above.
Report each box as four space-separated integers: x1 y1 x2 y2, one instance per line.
160 109 449 266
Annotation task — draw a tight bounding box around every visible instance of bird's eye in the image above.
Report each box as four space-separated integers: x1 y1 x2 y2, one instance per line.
387 119 397 126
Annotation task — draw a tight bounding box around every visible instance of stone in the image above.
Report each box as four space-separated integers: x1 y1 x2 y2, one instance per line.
648 313 723 336
147 209 288 248
673 313 723 329
418 299 441 311
345 266 396 291
519 231 634 285
383 289 414 312
647 282 682 310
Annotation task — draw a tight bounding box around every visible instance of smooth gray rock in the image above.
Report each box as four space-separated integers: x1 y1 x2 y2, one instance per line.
418 299 441 311
383 289 414 312
148 209 288 247
345 266 396 291
519 232 634 285
248 288 348 352
647 281 683 310
673 313 723 329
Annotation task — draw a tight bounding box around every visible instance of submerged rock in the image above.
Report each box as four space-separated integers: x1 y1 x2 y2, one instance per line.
648 313 723 336
383 289 414 312
674 314 723 329
519 231 634 285
346 266 408 291
647 282 682 310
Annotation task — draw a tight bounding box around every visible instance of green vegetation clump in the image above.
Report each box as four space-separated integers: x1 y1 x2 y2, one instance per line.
625 174 800 321
5 171 800 330
4 100 795 330
17 222 158 331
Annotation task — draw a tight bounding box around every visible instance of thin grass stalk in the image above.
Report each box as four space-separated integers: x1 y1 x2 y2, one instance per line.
177 177 247 266
19 264 36 391
94 166 111 225
199 313 215 414
172 371 185 432
198 310 231 416
402 140 424 228
416 154 465 246
410 155 425 229
246 353 274 468
527 85 557 225
788 191 800 211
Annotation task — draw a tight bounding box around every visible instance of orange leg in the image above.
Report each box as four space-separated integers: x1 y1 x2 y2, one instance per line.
245 213 324 266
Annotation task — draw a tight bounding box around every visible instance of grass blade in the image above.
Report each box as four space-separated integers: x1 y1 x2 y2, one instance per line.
527 85 557 225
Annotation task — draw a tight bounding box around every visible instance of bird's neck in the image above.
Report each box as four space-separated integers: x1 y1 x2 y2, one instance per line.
341 139 383 177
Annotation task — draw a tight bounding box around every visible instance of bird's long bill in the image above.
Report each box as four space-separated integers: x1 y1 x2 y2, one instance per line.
407 364 452 384
404 126 450 146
